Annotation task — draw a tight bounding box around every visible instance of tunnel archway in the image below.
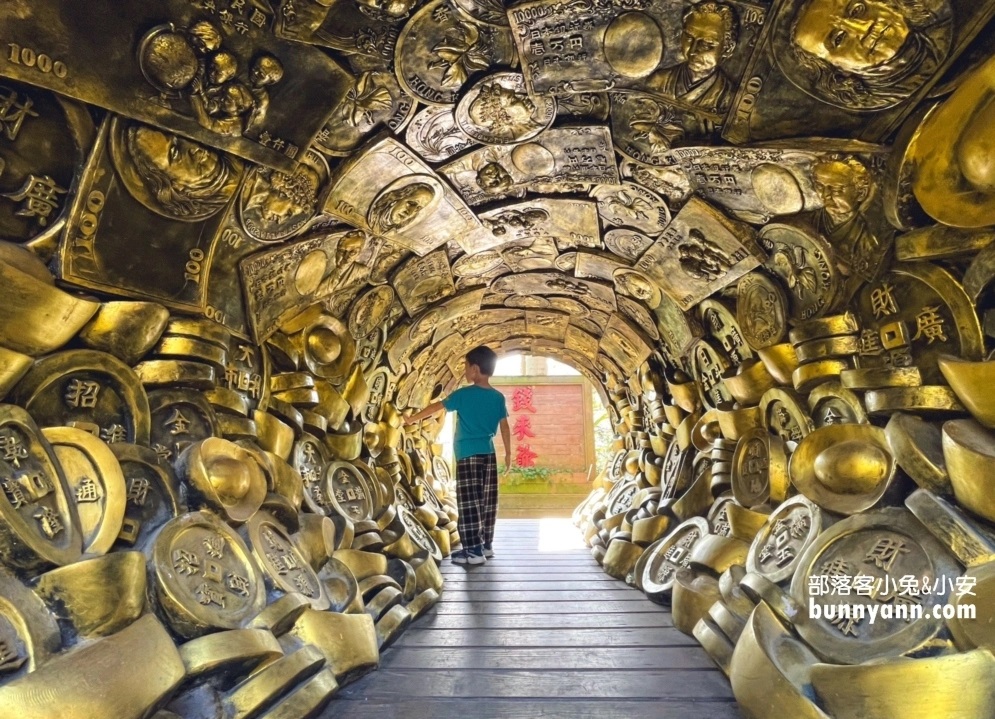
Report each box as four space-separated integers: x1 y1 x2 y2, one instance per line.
0 0 993 717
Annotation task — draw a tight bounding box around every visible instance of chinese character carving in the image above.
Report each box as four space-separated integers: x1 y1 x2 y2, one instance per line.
870 283 899 318
195 582 227 608
0 433 28 468
173 549 201 576
0 86 38 141
64 379 101 409
864 538 910 573
33 506 64 538
164 409 192 435
2 174 67 226
203 534 225 559
912 305 948 345
226 572 251 597
75 477 100 503
100 424 128 444
126 477 150 507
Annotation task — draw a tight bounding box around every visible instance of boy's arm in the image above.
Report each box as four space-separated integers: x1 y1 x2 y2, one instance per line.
499 417 511 472
403 401 445 426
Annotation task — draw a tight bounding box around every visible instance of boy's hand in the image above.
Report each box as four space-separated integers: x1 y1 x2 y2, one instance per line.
503 453 512 474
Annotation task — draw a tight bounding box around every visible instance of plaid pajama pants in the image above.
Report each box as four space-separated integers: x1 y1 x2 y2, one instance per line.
455 453 498 550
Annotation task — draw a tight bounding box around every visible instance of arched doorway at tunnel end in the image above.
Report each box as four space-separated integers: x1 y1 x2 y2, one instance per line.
439 353 605 519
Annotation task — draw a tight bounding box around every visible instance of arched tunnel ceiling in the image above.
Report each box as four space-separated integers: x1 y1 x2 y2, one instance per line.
1 0 994 414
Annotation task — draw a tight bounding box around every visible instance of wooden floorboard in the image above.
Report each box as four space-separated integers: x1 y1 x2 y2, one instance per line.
395 627 696 647
406 613 679 631
319 518 739 717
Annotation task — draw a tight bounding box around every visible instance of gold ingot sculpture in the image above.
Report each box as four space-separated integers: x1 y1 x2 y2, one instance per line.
937 354 995 428
296 514 337 572
722 360 777 406
331 548 389 582
33 550 146 639
811 650 995 719
885 412 951 495
177 437 267 524
910 53 995 228
0 614 185 719
179 627 283 683
730 602 831 719
692 616 734 676
253 410 295 460
255 667 338 719
756 344 800 387
0 346 33 402
943 419 995 524
78 301 170 366
0 259 99 356
282 608 380 685
789 424 896 515
671 568 721 637
247 593 313 637
631 515 671 546
602 538 644 581
947 562 995 652
223 645 327 719
0 404 83 571
905 489 995 569
723 504 771 543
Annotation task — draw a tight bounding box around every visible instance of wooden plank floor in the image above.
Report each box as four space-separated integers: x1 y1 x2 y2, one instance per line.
322 519 740 718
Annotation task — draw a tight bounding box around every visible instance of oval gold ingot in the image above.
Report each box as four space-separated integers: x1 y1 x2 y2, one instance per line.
756 343 799 386
224 645 326 719
671 568 721 636
943 419 995 524
603 12 664 79
78 301 170 366
34 550 146 639
938 353 995 428
152 512 266 639
0 615 184 719
179 437 266 524
42 426 126 557
722 360 777 406
308 327 341 364
179 627 283 682
811 650 995 719
813 440 890 494
0 261 99 357
789 424 895 515
730 602 831 719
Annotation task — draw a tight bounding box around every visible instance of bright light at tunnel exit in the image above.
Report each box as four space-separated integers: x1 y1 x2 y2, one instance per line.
537 518 587 552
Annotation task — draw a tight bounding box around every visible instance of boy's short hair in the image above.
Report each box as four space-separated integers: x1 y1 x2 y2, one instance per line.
466 345 498 376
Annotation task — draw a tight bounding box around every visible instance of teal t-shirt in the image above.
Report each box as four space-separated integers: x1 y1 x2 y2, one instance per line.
442 385 508 460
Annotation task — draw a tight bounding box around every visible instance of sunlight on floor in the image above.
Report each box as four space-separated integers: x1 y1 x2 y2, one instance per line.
535 517 587 552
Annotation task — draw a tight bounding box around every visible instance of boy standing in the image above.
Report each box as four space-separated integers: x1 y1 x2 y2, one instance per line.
403 346 511 565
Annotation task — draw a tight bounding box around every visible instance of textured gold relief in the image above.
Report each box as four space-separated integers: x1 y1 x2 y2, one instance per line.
440 126 619 206
723 0 995 143
0 0 352 171
635 197 763 310
323 136 482 255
